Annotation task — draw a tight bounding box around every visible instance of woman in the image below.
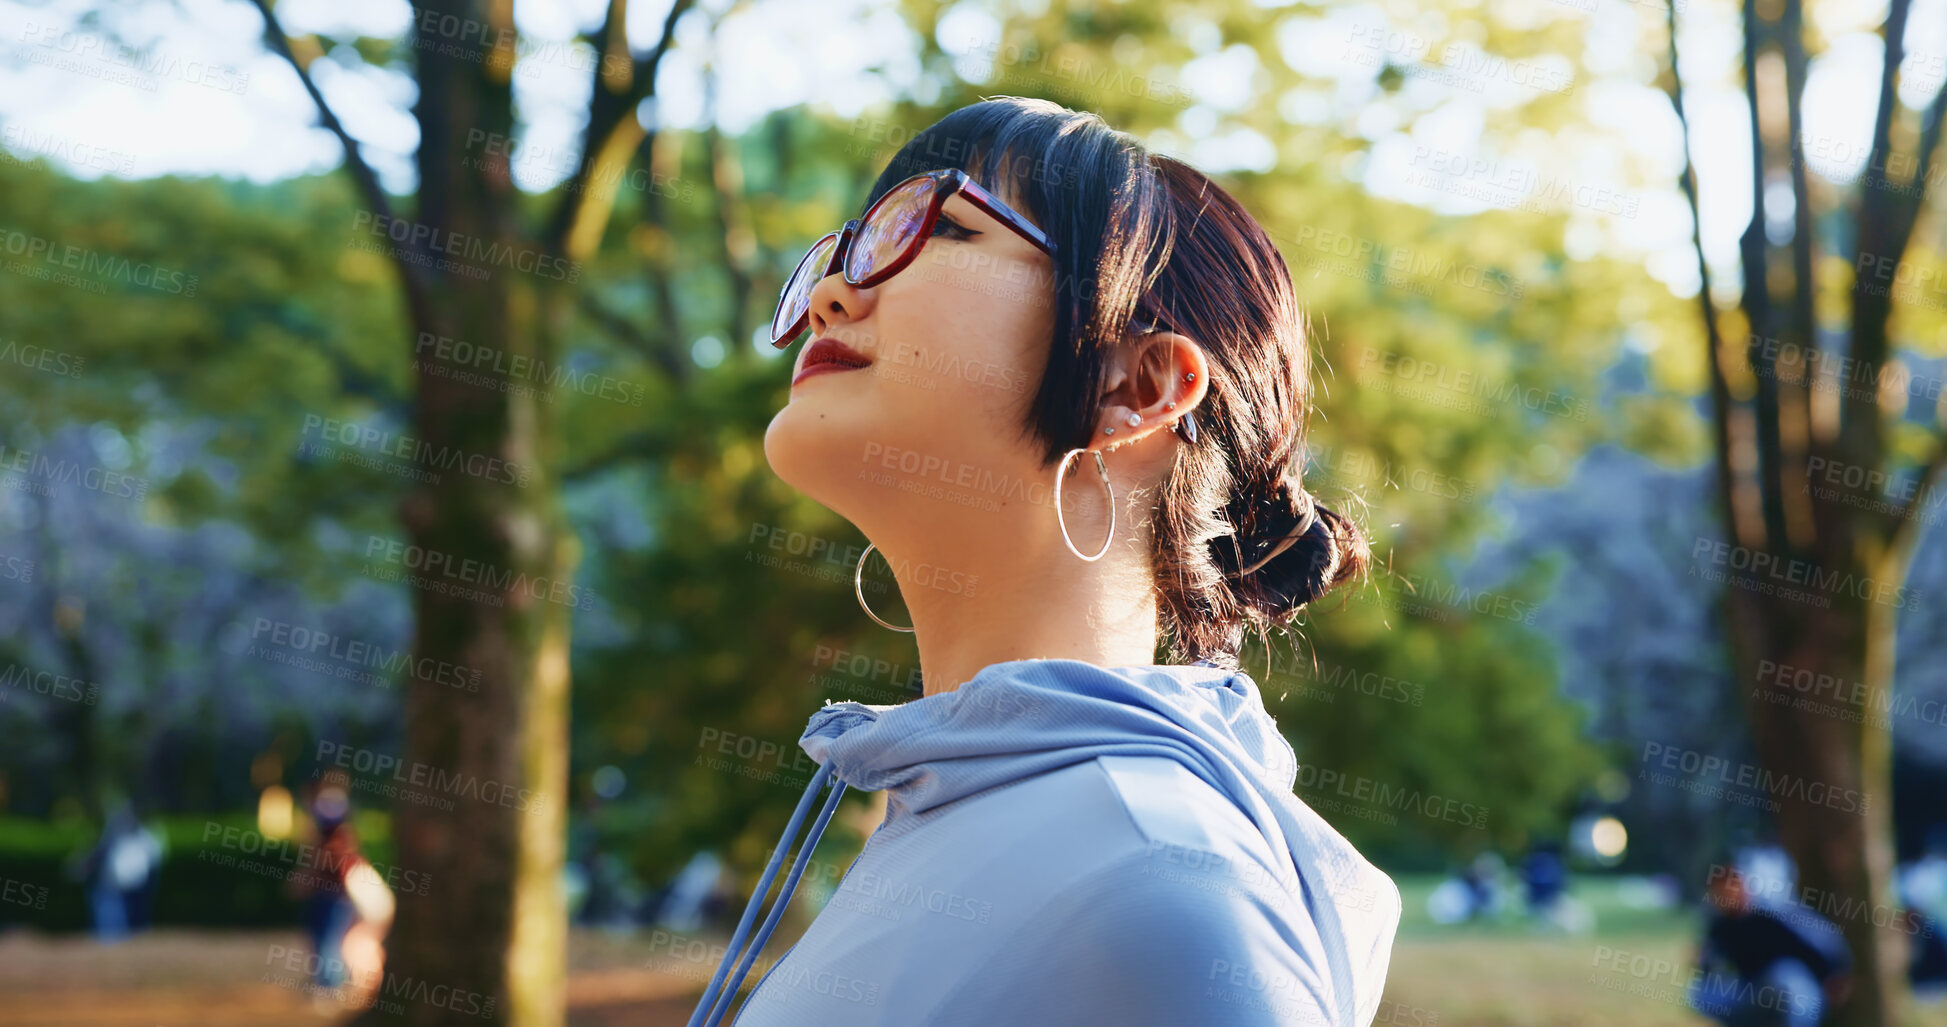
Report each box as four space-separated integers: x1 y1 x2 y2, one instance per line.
690 96 1399 1027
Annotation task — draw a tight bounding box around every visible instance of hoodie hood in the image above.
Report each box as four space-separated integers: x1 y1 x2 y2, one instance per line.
796 656 1399 1025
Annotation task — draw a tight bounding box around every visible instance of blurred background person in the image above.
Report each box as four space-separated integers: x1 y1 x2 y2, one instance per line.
649 848 724 933
1898 831 1947 997
1520 839 1594 934
1520 841 1566 920
1428 851 1510 926
287 772 360 998
1688 850 1853 1027
74 800 162 943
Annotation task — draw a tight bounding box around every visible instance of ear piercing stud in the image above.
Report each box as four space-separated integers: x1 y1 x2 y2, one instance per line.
1103 375 1197 437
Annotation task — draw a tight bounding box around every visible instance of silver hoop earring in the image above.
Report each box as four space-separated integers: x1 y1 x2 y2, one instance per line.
855 542 914 633
1054 448 1115 562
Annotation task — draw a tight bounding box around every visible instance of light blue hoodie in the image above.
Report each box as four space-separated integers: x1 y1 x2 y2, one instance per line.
691 657 1401 1027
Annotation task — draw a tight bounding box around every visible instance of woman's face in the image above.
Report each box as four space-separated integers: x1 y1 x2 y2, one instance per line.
764 177 1059 556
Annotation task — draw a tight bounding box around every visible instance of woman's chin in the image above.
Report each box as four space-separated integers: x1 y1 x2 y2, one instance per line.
764 409 858 502
761 409 800 482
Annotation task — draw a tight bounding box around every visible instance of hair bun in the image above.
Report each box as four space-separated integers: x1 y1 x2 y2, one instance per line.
1211 476 1363 621
1214 476 1312 576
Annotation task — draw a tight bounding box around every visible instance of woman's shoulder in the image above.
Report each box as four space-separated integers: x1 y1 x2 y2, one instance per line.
921 763 1346 1026
1088 754 1300 880
939 755 1392 1026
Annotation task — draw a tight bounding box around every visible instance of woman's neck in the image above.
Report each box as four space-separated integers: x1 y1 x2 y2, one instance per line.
885 536 1162 699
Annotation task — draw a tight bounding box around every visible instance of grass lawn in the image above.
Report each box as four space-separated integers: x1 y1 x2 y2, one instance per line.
2 874 1942 1026
1379 874 1947 1027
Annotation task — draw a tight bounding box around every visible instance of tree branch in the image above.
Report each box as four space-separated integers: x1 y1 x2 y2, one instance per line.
641 128 688 376
249 0 433 327
704 52 757 365
1662 0 1742 559
1736 0 1783 553
1882 85 1947 552
1863 0 1912 199
1776 0 1818 549
250 1 394 242
1848 3 1947 550
542 0 698 259
1739 0 1783 551
1841 0 1914 448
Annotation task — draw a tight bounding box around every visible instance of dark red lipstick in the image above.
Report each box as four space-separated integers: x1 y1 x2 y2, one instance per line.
792 337 874 387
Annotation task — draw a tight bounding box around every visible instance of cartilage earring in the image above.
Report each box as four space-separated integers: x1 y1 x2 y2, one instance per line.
1165 402 1176 410
1125 413 1141 427
1170 410 1199 444
1103 426 1115 435
1184 372 1196 382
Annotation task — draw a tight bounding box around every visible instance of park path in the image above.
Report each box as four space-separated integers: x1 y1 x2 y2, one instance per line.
0 926 1804 1027
0 928 717 1027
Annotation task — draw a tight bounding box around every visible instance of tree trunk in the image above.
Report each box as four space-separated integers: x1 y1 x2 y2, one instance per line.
1661 0 1930 1019
250 0 696 1018
357 3 575 1023
372 274 577 1027
1727 578 1909 1027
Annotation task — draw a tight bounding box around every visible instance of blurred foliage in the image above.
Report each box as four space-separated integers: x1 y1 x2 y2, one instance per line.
0 0 1726 908
0 812 398 931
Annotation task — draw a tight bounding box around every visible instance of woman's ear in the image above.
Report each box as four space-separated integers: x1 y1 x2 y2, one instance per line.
1093 330 1209 448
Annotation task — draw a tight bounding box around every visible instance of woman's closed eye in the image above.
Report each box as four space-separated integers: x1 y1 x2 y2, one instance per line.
932 216 977 240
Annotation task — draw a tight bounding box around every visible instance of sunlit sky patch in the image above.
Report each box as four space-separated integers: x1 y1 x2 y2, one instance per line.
0 0 1931 303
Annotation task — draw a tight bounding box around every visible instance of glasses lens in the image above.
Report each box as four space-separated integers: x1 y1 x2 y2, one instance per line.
846 176 938 283
773 233 840 343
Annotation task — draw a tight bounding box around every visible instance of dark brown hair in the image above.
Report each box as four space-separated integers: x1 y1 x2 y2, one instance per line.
861 97 1372 668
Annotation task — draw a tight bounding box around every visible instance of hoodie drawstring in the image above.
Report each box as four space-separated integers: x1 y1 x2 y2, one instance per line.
687 761 849 1027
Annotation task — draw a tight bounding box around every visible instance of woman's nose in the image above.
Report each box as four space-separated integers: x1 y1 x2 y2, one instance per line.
806 270 875 339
